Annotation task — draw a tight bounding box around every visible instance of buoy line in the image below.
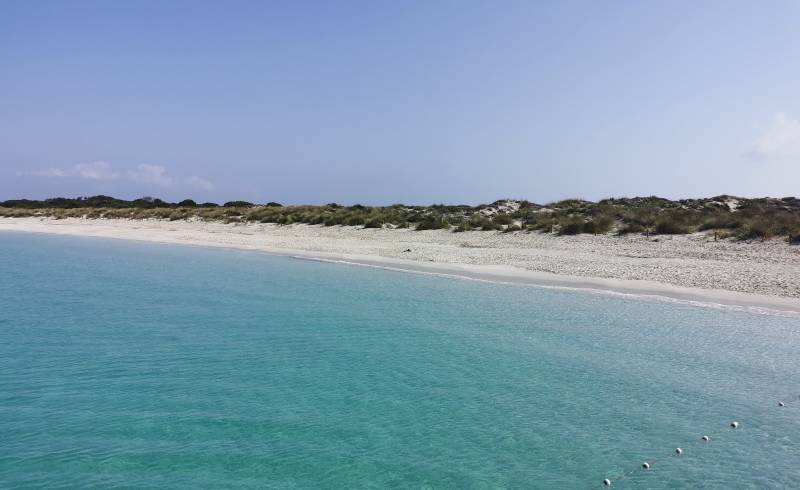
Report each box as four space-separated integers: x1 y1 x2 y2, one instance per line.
592 394 799 488
593 421 739 488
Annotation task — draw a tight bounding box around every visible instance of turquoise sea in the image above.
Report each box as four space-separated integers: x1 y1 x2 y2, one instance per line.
1 232 799 489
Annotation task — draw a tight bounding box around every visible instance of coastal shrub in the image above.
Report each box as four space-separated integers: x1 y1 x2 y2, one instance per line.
655 218 689 235
466 215 487 228
513 210 541 228
1 208 34 217
346 215 365 226
323 215 343 226
168 210 189 221
151 208 174 220
619 208 657 228
101 208 131 219
698 215 742 231
617 223 645 235
276 214 294 225
199 208 226 220
552 198 589 210
363 219 383 228
530 216 556 233
6 195 799 239
557 217 584 235
462 214 498 231
768 213 800 236
415 215 450 230
738 223 771 240
492 215 513 226
583 215 614 235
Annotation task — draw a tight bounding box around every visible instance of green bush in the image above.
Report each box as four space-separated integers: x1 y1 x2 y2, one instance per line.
415 216 447 230
617 223 645 235
739 222 772 240
558 217 584 235
698 215 742 231
346 215 365 226
584 215 614 234
492 215 513 226
4 195 799 239
655 218 688 234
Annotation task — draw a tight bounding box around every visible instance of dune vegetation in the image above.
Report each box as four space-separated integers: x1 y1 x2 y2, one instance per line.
1 195 799 242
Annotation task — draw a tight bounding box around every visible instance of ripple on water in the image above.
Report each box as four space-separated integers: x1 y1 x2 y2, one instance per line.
1 232 799 489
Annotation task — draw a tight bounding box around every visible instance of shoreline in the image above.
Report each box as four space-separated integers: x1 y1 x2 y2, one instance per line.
292 256 800 317
2 216 799 316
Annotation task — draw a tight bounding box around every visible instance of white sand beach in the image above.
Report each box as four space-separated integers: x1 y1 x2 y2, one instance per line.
2 216 799 314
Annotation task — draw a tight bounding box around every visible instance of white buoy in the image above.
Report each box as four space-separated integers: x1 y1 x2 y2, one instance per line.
730 421 740 428
642 462 650 469
702 435 710 441
675 447 683 455
603 478 612 486
779 401 785 407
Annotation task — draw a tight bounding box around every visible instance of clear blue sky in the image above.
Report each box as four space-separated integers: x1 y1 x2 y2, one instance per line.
2 1 799 205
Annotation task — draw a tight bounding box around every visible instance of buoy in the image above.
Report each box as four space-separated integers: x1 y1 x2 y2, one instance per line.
675 447 683 455
730 421 740 428
603 478 612 486
642 462 650 469
701 435 710 441
779 401 785 407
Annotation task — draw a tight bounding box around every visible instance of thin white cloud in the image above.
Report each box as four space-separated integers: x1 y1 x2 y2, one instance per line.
746 112 800 161
73 161 120 180
27 161 120 180
24 161 208 191
186 175 214 190
127 164 174 187
30 167 69 178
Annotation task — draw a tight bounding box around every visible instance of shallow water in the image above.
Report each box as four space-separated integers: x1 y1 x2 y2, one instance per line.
1 232 799 489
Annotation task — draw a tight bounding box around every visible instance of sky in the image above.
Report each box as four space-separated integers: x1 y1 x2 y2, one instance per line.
1 0 799 205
